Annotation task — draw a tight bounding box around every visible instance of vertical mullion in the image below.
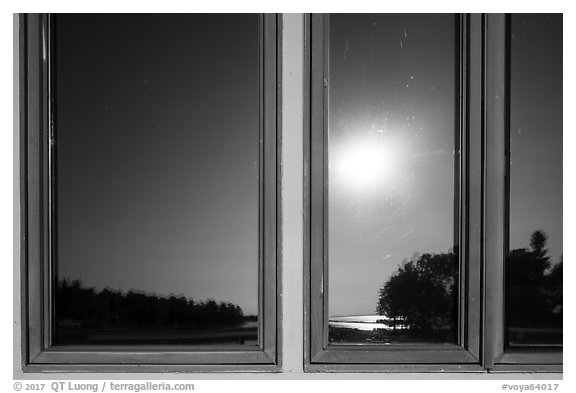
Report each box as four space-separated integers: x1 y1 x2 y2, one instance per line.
466 13 484 363
321 13 330 351
309 13 325 362
263 13 278 362
456 13 464 349
483 13 507 369
503 13 511 354
257 13 264 351
303 12 312 368
40 12 51 351
45 13 55 349
19 12 29 368
275 13 283 368
25 13 45 363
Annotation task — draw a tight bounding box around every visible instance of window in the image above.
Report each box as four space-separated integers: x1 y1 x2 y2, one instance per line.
305 13 562 372
20 13 280 372
18 13 562 375
484 13 563 371
507 14 562 348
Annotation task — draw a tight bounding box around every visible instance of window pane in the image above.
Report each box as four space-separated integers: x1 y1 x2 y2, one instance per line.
507 14 563 347
327 14 458 344
54 14 259 346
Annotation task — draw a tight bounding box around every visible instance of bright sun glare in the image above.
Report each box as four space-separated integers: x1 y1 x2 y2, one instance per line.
335 138 403 191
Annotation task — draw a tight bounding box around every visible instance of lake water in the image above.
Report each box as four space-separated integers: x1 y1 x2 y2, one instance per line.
329 315 407 331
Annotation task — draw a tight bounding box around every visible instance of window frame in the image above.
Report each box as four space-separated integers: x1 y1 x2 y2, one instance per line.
17 12 562 375
304 13 562 373
20 13 282 373
483 14 563 372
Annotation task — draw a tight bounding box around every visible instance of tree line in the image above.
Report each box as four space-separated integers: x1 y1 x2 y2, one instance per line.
56 279 246 327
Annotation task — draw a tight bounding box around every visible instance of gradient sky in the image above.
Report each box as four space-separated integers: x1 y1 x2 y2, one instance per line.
56 14 260 315
55 14 562 320
328 14 457 316
509 14 563 265
328 13 562 317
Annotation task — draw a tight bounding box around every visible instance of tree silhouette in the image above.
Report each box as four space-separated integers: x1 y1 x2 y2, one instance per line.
55 279 246 330
507 230 562 337
376 229 562 344
377 251 457 336
544 256 563 324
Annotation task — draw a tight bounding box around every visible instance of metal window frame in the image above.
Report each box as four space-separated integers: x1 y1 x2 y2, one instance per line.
483 13 562 373
304 13 562 373
20 13 282 373
305 13 482 373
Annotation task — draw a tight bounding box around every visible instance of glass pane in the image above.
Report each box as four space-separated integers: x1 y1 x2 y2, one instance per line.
507 14 563 347
54 14 259 346
327 14 458 344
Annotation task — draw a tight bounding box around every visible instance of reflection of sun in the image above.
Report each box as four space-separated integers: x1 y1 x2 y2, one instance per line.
334 138 404 191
